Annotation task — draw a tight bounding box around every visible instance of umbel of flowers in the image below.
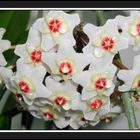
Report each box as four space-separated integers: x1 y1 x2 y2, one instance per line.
0 10 140 129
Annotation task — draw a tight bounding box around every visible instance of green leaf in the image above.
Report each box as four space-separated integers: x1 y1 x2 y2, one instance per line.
0 11 30 44
14 30 29 44
0 11 15 29
0 82 7 100
0 114 11 129
2 94 17 114
3 49 19 67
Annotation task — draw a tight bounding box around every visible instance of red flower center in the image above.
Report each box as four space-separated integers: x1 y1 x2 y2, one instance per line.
59 62 73 76
31 50 42 63
43 112 54 119
137 80 140 88
136 23 140 35
101 37 115 51
48 19 62 33
18 81 30 94
90 99 103 110
95 77 107 90
54 96 67 106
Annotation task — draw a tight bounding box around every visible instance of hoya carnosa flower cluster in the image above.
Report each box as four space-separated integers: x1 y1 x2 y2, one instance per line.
1 10 140 130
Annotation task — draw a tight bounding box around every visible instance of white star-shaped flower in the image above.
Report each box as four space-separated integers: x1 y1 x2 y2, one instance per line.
15 27 44 66
0 66 28 109
6 59 51 105
45 76 80 111
33 11 80 51
116 11 140 51
72 63 117 100
42 40 93 81
28 104 69 129
71 95 111 121
0 28 11 66
0 66 13 85
83 19 128 64
117 55 140 93
69 111 99 129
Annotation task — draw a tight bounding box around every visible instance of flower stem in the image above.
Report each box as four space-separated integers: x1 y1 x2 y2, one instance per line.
37 11 43 18
96 10 138 129
11 45 16 49
113 60 138 129
122 92 138 129
113 59 128 70
96 11 107 26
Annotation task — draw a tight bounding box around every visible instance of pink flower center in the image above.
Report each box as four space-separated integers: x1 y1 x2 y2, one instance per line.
54 96 67 106
18 81 30 94
136 23 140 35
31 50 42 63
59 62 73 76
90 99 103 110
101 37 115 51
137 80 140 88
48 19 62 33
43 112 54 119
95 77 107 90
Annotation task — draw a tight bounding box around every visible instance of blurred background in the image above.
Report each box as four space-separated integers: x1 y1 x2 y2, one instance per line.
0 10 140 130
